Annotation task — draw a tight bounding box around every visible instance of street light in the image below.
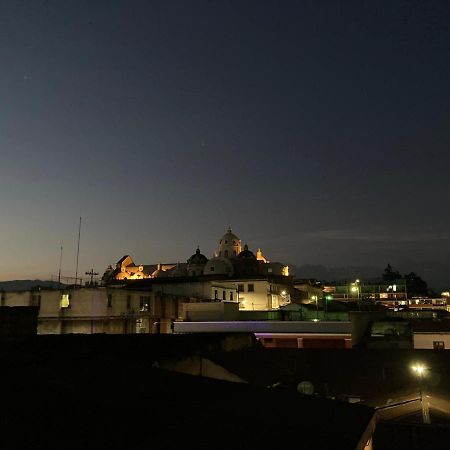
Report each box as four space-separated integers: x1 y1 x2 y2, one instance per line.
311 295 318 320
411 363 430 424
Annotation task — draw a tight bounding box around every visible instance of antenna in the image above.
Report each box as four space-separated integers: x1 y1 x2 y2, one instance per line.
58 245 63 289
74 217 82 287
85 269 99 287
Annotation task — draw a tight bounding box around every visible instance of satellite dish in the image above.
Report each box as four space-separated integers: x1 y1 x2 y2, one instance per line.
297 381 314 395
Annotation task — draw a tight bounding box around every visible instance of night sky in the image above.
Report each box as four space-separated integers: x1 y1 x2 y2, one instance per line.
1 1 449 289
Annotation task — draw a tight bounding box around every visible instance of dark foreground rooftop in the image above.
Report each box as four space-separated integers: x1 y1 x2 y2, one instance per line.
0 334 373 450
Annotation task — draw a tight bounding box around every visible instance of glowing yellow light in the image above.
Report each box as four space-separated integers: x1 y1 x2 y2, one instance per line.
351 286 358 292
411 364 427 377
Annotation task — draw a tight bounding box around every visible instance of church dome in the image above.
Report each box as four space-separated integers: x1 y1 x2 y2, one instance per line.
217 227 242 258
187 247 208 265
219 227 240 246
237 244 256 259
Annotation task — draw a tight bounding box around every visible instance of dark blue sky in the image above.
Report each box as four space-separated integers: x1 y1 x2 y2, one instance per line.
1 0 449 288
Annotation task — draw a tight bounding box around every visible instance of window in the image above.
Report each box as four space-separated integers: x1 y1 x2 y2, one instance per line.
248 284 254 292
237 284 244 292
107 294 113 308
210 266 215 272
224 250 228 257
433 341 445 350
60 294 70 308
126 295 132 310
230 291 234 301
140 296 150 311
222 291 226 300
214 290 218 300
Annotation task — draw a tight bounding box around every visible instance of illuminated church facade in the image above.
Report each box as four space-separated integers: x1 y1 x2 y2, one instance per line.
103 227 292 311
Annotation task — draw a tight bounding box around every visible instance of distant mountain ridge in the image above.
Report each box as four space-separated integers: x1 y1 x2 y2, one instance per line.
0 280 64 292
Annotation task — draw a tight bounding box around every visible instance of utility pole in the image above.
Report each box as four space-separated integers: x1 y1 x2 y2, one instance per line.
85 269 99 287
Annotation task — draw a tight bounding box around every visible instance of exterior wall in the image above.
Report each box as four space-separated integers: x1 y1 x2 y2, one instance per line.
183 301 239 321
1 291 31 306
3 288 184 335
236 280 290 311
413 333 450 350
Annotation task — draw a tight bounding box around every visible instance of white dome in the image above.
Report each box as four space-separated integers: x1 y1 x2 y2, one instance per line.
217 227 242 258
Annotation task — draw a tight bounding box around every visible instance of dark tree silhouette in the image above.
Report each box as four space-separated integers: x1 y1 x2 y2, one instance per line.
404 272 429 297
382 264 401 282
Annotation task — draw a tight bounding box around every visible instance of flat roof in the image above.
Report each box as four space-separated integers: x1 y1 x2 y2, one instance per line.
174 320 352 334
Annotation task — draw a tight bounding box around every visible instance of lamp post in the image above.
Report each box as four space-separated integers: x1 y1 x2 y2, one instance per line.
311 295 318 320
350 279 361 310
411 363 430 424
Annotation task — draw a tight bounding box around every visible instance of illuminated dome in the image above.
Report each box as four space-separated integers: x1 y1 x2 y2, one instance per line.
204 257 234 276
217 227 242 258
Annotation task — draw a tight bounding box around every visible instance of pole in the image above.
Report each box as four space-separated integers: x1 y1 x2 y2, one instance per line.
58 245 63 289
74 217 82 287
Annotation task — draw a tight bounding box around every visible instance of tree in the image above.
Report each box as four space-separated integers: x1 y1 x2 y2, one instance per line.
404 272 429 297
382 264 401 282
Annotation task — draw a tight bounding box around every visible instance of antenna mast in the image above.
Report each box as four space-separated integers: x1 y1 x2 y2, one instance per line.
74 217 82 287
58 245 63 289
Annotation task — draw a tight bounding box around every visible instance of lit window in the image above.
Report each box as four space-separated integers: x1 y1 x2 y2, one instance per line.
433 341 445 350
60 294 70 308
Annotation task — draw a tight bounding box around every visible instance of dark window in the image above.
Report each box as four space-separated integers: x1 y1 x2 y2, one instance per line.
126 295 131 309
224 250 228 257
107 294 112 308
238 284 244 292
210 266 215 272
433 341 445 350
230 291 234 301
214 290 218 300
248 284 254 292
222 291 226 300
225 240 228 244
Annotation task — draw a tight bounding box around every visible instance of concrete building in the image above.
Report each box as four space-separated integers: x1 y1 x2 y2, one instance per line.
411 320 450 350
